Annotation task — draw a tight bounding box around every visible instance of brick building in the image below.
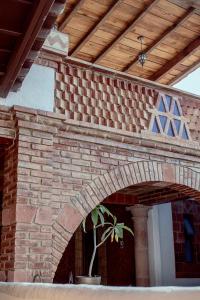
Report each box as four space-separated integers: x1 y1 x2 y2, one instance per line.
0 0 200 287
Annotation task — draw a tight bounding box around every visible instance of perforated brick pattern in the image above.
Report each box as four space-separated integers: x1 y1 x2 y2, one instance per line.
54 61 200 142
55 63 156 133
180 97 200 142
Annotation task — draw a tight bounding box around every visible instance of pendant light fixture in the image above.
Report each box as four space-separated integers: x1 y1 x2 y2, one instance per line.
138 36 147 67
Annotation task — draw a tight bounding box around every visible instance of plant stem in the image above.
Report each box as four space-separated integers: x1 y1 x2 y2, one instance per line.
95 222 112 229
88 227 113 276
89 227 97 277
96 231 112 249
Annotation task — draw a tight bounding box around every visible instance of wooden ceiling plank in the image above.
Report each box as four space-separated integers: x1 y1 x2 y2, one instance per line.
69 0 123 56
150 36 200 81
124 7 197 72
169 0 200 10
0 28 22 37
15 0 32 5
0 49 12 54
0 0 55 98
59 0 85 31
93 0 160 64
168 59 200 85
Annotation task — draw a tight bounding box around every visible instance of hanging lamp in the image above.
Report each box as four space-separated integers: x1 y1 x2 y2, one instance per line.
137 36 147 67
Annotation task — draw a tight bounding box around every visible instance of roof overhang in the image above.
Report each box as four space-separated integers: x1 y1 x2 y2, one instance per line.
57 0 200 85
0 0 65 98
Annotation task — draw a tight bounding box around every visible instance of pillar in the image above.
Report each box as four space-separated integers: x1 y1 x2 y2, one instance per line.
127 204 151 286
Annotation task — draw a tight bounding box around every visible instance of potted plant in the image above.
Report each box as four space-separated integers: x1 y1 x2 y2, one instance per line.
76 204 134 285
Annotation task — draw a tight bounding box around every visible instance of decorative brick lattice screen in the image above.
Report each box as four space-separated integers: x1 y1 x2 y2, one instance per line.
55 63 156 133
180 97 200 142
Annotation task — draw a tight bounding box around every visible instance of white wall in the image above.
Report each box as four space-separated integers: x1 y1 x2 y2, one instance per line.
0 64 55 112
148 203 200 286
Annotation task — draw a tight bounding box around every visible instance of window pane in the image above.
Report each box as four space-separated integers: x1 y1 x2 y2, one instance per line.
167 121 175 137
173 101 181 116
165 95 172 112
159 115 167 130
174 119 181 134
152 118 160 133
182 124 189 140
158 97 166 112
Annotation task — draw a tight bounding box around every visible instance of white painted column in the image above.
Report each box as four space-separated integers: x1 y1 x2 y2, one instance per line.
147 203 200 286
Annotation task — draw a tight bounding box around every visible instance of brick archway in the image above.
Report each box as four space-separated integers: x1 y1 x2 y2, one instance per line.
51 160 200 278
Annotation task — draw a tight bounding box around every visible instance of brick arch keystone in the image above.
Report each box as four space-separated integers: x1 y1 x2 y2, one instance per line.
51 160 200 278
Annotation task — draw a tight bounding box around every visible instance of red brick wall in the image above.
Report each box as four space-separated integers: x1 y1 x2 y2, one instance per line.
0 141 18 281
0 103 200 282
172 200 200 278
13 113 56 282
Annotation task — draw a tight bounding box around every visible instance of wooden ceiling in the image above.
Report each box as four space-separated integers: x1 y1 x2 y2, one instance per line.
58 0 200 85
116 181 200 206
0 0 65 98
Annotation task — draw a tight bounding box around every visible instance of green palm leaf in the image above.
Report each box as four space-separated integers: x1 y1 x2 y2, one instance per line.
121 225 134 236
101 226 113 242
91 208 98 226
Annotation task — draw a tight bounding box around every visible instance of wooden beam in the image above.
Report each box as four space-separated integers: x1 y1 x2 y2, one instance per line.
139 189 188 203
150 36 200 81
0 48 11 54
59 0 85 31
169 0 200 10
0 0 55 98
169 60 200 85
0 28 22 37
93 0 160 64
69 0 123 56
124 7 196 72
15 0 33 5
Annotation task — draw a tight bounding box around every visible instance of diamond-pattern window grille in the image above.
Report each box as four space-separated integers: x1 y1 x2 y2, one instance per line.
152 118 160 133
159 115 167 131
150 93 191 140
158 97 166 112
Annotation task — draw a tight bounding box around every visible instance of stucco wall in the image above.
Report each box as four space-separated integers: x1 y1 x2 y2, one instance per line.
1 283 200 300
0 64 55 112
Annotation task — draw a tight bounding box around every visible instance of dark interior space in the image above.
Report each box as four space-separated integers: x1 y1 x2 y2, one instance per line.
53 234 75 284
53 201 136 286
105 204 135 286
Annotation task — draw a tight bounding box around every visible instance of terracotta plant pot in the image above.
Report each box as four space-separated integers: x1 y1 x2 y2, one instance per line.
76 276 101 285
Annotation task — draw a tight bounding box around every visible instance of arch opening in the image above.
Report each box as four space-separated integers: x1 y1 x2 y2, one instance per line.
52 161 200 286
53 182 200 286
